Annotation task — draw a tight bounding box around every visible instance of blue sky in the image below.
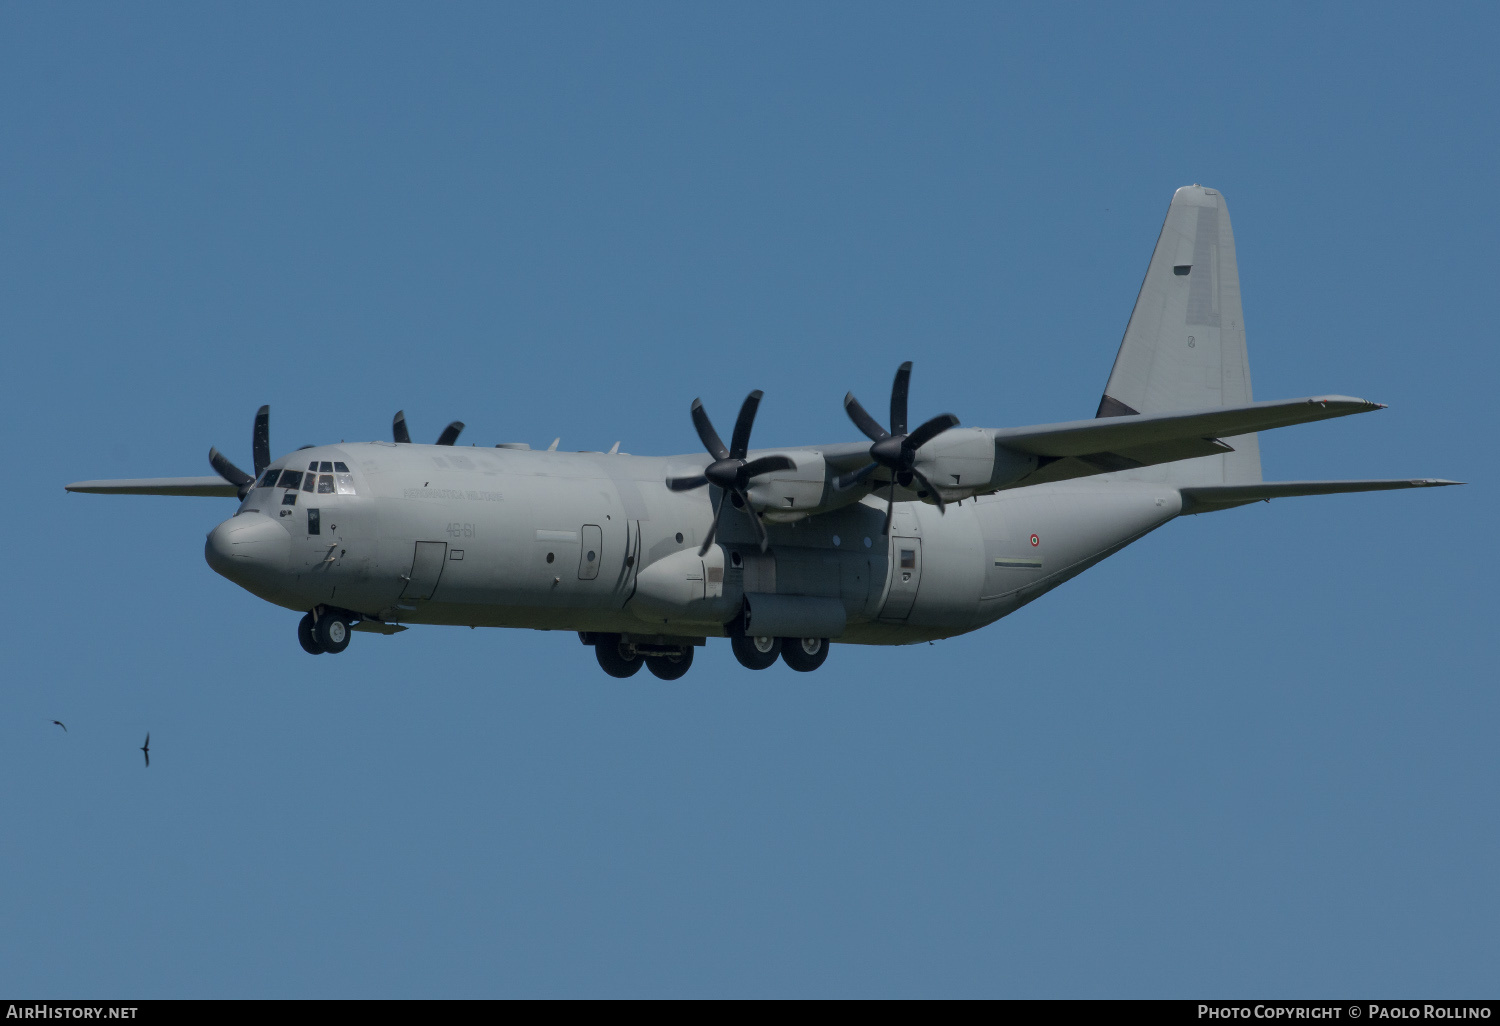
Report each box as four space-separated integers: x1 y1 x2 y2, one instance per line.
1 3 1493 997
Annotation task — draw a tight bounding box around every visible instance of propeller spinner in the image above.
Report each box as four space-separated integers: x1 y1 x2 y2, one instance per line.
836 362 960 534
665 390 795 555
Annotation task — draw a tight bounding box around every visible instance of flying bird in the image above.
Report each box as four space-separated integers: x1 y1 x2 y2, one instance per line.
141 732 150 768
52 720 66 732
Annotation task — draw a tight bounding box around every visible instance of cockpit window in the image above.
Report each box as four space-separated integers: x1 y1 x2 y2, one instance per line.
319 461 334 473
333 462 349 473
335 473 356 495
259 468 281 487
302 473 316 493
308 461 319 472
278 470 303 490
317 474 335 494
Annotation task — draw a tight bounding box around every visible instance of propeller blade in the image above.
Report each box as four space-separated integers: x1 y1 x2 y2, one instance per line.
890 361 912 436
905 412 960 452
883 480 896 536
834 462 879 491
392 411 412 444
698 493 725 556
741 454 795 478
737 488 770 552
252 405 271 477
908 466 947 514
844 392 889 443
209 447 254 498
729 390 763 460
690 399 730 462
436 421 464 446
666 474 709 491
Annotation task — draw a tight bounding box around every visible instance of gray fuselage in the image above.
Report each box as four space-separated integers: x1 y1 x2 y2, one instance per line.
204 441 1181 645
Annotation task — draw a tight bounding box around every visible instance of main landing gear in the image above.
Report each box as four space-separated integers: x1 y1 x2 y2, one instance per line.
729 633 831 672
780 637 830 672
298 608 352 655
590 633 697 680
585 632 832 678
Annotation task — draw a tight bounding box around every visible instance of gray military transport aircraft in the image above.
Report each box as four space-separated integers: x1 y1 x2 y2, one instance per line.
68 186 1458 679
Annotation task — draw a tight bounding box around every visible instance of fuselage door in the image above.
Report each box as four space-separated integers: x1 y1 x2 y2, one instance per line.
578 524 603 580
401 541 448 600
879 536 922 620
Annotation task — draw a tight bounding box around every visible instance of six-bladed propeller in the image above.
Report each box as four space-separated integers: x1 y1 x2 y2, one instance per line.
209 404 271 499
835 361 960 535
665 390 796 555
393 410 464 445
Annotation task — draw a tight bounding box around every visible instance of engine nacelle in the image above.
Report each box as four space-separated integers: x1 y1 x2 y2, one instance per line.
745 451 832 522
908 428 1039 502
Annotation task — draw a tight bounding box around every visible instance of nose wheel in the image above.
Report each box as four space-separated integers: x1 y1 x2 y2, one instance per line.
297 612 323 654
298 609 351 655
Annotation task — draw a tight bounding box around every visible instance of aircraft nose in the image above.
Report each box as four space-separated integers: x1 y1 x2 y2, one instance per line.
205 512 291 585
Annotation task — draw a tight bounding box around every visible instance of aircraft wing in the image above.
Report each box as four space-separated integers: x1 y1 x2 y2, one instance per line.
993 395 1385 484
65 476 240 497
1179 478 1462 514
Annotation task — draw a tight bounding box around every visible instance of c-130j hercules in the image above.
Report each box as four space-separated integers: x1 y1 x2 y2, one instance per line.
69 186 1458 679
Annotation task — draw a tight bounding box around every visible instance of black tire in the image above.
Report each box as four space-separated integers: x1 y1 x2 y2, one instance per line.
595 635 643 678
645 647 694 680
780 637 830 672
730 632 781 670
298 612 325 655
314 613 351 654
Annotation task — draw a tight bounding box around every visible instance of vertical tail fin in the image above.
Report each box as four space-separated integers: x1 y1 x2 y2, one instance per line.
1098 185 1262 486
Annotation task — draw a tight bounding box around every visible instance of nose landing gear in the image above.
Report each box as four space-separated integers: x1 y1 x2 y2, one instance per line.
298 608 352 655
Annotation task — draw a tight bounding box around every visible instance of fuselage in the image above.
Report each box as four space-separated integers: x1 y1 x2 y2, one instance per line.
204 441 1183 645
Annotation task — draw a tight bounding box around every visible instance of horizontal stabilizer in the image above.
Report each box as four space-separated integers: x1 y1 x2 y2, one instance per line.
66 476 240 497
1180 478 1462 514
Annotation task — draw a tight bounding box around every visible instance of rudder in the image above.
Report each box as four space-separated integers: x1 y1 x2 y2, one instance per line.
1097 185 1262 486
